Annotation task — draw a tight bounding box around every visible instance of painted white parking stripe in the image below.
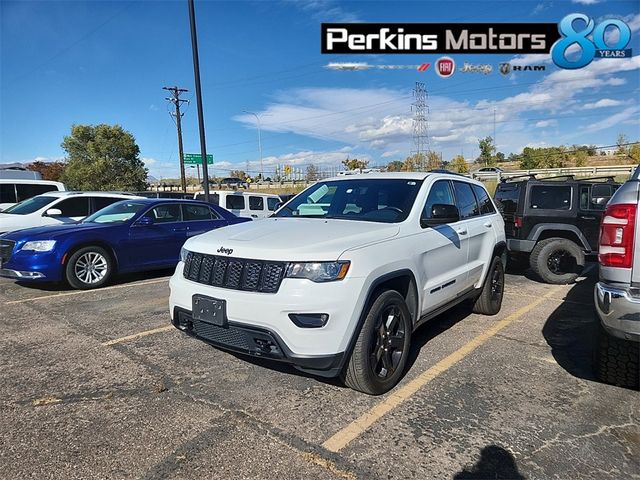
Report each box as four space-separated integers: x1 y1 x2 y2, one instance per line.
4 278 169 305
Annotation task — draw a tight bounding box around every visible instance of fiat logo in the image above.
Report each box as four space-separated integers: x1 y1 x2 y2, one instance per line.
436 57 455 78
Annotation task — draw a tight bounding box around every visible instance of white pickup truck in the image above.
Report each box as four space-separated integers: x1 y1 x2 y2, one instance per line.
594 166 640 389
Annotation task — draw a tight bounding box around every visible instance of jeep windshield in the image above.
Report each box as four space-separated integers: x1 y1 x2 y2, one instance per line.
273 179 423 223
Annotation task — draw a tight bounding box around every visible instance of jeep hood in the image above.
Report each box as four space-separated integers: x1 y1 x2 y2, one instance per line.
184 217 400 261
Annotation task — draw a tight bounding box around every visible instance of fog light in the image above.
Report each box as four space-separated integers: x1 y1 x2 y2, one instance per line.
289 313 329 328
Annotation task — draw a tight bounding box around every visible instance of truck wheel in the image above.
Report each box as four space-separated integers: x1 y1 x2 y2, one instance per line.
65 246 113 290
530 238 585 284
595 326 639 390
343 290 412 395
472 256 504 315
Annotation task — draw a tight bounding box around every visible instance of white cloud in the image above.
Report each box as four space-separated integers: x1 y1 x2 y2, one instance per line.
584 106 640 133
571 0 601 4
583 99 626 109
142 157 157 166
285 0 360 22
535 120 558 128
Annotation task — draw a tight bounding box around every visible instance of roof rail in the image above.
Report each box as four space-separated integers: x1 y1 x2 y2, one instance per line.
579 176 616 183
537 174 576 181
501 174 537 183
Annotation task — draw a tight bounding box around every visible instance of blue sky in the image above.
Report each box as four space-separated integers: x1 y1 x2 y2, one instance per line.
1 0 639 179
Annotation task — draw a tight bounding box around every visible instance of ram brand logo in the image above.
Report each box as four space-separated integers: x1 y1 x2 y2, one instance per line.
217 246 234 255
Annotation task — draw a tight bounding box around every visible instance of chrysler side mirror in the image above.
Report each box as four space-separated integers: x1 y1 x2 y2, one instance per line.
44 208 63 217
136 216 154 226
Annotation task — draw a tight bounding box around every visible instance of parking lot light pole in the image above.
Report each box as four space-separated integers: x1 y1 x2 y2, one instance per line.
188 0 210 202
243 110 264 180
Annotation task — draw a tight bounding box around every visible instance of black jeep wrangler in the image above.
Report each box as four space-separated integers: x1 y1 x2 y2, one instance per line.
494 175 621 284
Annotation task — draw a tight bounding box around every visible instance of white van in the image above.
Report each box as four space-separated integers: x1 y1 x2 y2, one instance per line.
0 179 66 211
193 190 280 219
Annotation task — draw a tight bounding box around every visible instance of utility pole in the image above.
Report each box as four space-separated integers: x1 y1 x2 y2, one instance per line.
493 107 497 167
188 0 210 202
243 110 264 180
163 86 188 192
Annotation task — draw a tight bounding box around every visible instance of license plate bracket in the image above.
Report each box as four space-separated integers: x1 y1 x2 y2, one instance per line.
192 295 227 327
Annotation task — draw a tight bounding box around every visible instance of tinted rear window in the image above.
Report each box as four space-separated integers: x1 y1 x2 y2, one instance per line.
471 184 496 215
453 181 480 219
494 184 521 214
226 195 245 210
529 185 572 210
249 196 264 210
16 184 59 202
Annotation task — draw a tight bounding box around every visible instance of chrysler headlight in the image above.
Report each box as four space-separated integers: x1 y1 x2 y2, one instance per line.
21 240 56 252
285 261 350 282
180 247 189 262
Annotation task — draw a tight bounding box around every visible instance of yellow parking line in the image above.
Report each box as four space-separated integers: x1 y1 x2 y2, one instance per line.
102 325 174 346
4 278 169 305
321 286 562 453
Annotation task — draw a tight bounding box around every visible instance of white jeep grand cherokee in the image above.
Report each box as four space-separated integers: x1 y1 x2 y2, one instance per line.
170 173 506 394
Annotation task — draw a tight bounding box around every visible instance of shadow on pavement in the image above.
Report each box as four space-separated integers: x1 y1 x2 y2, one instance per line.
15 267 176 292
541 269 599 382
453 445 525 479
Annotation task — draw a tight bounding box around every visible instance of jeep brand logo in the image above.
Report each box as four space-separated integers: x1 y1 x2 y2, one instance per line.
217 247 233 255
436 57 455 78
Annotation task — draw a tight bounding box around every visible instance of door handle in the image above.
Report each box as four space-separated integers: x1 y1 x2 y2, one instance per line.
579 215 596 220
172 227 187 232
483 221 492 228
455 228 468 235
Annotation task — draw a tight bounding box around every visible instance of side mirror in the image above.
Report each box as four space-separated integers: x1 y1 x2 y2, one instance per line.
136 216 154 226
274 201 283 210
45 208 63 217
421 204 460 228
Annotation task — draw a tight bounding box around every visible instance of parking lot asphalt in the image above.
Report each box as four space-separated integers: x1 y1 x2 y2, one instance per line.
0 265 638 479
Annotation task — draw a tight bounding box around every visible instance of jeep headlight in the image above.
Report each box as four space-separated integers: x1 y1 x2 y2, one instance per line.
21 240 56 252
180 247 189 262
285 261 350 282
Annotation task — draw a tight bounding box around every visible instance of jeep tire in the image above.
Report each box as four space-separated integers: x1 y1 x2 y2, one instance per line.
472 256 505 315
594 326 639 390
343 290 412 395
65 246 113 290
530 237 585 284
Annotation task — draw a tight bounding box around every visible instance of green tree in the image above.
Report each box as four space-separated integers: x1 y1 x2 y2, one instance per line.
495 151 506 163
385 160 404 172
477 136 496 167
61 124 147 191
519 147 539 169
27 161 66 181
450 155 469 173
306 164 319 181
629 143 640 164
573 150 588 167
342 157 368 171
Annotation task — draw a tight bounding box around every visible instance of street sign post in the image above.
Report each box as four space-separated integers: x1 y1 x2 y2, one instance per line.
184 153 213 165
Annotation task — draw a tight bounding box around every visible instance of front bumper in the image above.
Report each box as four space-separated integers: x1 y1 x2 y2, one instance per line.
169 261 367 368
172 307 344 377
594 282 640 342
0 268 46 280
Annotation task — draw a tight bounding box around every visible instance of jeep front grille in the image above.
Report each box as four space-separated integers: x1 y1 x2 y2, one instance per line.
183 252 286 293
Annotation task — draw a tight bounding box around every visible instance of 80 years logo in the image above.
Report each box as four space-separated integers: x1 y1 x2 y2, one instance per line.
551 13 632 69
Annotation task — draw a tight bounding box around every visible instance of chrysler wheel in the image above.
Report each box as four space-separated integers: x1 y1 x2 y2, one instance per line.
66 246 113 290
343 290 412 395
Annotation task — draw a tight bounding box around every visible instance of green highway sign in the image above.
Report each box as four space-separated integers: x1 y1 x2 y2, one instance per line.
184 153 214 165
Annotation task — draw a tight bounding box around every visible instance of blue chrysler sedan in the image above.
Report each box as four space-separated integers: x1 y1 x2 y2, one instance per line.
0 198 249 289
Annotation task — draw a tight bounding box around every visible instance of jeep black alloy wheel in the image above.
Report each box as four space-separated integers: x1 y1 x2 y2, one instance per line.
472 256 504 315
344 290 412 395
370 304 406 379
65 246 114 290
530 237 585 285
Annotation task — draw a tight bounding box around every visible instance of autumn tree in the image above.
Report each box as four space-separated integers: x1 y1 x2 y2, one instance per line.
450 155 469 173
27 161 66 181
617 133 630 154
229 170 247 180
426 151 442 170
385 160 404 172
61 124 147 191
342 157 369 171
573 150 588 167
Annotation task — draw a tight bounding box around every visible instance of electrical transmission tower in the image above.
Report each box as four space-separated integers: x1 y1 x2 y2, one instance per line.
163 86 189 192
411 82 430 170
